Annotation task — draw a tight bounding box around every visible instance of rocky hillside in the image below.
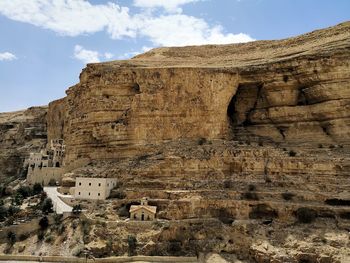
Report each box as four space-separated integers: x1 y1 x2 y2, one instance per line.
1 22 349 262
0 107 47 183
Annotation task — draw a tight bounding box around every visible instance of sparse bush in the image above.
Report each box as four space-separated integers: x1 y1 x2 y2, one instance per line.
39 216 49 230
0 205 8 221
81 218 91 236
295 207 316 223
37 231 45 241
32 183 43 195
118 205 129 217
7 231 16 245
17 186 32 199
282 192 295 201
72 244 85 257
168 240 182 255
7 205 20 216
223 180 232 189
127 235 137 256
44 234 54 243
248 184 256 191
249 204 278 219
198 137 207 145
242 192 259 201
110 191 126 199
288 150 297 157
41 198 53 214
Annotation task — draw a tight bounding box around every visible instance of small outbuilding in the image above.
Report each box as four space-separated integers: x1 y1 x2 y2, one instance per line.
129 197 157 221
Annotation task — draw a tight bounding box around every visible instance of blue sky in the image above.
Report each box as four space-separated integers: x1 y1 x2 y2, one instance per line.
0 0 349 112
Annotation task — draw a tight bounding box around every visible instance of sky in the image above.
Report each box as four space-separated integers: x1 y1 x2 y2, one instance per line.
0 0 349 112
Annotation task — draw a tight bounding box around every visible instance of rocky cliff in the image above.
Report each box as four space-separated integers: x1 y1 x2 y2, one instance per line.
43 22 350 261
2 22 350 261
0 107 47 183
47 21 350 164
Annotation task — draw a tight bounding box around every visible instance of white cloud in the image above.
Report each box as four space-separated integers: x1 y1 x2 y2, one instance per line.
0 52 17 61
74 45 100 64
133 0 199 13
0 0 254 48
74 46 115 64
104 52 114 59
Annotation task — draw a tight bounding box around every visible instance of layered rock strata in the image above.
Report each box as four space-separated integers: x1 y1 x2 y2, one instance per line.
0 107 47 182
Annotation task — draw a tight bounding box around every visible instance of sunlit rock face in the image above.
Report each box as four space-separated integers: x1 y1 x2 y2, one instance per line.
50 22 350 164
23 22 350 261
0 107 47 181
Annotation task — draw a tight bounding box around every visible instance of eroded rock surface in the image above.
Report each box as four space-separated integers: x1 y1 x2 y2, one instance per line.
0 107 47 182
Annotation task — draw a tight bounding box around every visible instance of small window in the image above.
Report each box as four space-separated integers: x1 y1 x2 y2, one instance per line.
107 183 109 186
79 182 81 186
89 183 91 186
98 193 100 196
78 192 81 195
98 183 101 187
88 192 90 196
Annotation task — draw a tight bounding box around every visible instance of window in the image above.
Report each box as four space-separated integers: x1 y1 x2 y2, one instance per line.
107 183 109 186
79 182 81 186
89 183 91 186
78 192 81 195
98 183 101 187
88 192 90 196
98 193 100 196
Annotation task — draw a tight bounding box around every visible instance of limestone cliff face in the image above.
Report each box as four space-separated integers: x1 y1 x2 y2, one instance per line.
48 22 350 224
54 22 350 164
0 107 47 181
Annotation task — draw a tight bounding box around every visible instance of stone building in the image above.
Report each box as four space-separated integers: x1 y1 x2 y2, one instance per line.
129 197 157 221
25 139 65 185
74 177 117 200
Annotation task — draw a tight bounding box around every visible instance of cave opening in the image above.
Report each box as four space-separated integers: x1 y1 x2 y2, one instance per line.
227 82 263 127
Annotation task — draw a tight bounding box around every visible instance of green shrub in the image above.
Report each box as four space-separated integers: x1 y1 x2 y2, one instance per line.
7 231 16 245
242 192 259 201
198 137 207 145
32 183 43 195
288 150 297 157
249 204 278 219
17 186 32 198
44 234 54 243
37 231 45 241
295 207 316 223
0 205 8 221
42 198 53 214
282 192 295 201
72 244 85 257
127 235 137 256
39 216 49 230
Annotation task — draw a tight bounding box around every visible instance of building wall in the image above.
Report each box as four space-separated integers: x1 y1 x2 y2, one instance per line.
74 177 117 200
130 208 155 221
27 167 64 185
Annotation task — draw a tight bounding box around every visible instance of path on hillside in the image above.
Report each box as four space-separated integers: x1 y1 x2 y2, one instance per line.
44 187 73 214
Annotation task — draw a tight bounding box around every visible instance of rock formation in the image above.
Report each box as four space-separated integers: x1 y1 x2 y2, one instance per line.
0 107 47 182
1 22 350 261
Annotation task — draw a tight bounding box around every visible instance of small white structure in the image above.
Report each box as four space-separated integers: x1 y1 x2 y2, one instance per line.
74 177 117 200
129 197 157 221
